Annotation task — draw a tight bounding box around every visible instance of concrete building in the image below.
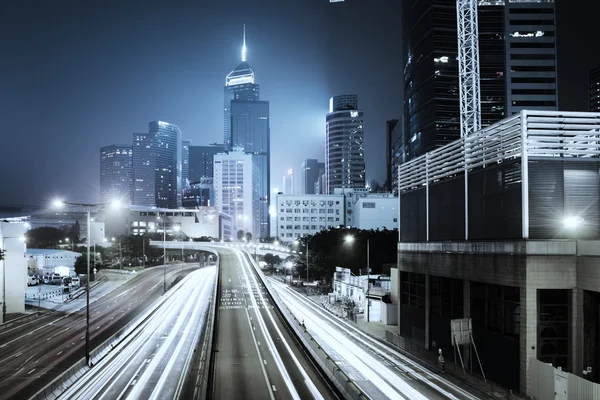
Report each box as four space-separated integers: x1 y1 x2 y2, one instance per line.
132 132 156 207
275 194 344 242
326 95 365 194
282 168 294 195
100 145 132 205
0 220 28 323
104 206 220 240
214 149 255 238
353 195 398 231
396 110 600 395
26 249 81 277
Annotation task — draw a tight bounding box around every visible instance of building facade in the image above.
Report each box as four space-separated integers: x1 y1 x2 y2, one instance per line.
301 159 325 195
132 133 156 207
326 95 365 194
149 121 182 209
590 65 600 112
282 169 294 195
275 194 344 242
353 195 398 231
188 144 226 182
396 110 600 395
402 0 558 164
182 140 191 188
230 100 270 238
214 149 255 238
100 145 132 205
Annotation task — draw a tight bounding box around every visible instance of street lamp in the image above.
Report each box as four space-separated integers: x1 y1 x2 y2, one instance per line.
157 217 168 294
111 237 122 269
345 234 371 322
173 225 182 275
52 198 120 367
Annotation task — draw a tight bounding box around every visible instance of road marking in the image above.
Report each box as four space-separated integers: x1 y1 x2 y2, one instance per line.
258 341 260 346
57 351 63 356
263 359 267 365
14 352 22 357
272 385 277 391
28 369 35 375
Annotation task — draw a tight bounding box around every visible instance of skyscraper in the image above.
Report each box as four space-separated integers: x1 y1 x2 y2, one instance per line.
100 145 132 205
182 140 191 188
301 159 324 195
385 120 400 193
132 133 155 207
325 95 365 194
149 121 182 209
131 121 182 208
590 65 600 112
189 144 226 182
282 169 294 195
224 25 259 148
214 148 255 238
402 0 558 164
224 27 270 238
230 100 270 238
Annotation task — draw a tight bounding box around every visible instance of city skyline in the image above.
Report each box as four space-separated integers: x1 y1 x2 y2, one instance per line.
0 0 598 206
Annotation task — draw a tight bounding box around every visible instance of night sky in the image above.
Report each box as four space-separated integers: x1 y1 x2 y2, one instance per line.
0 0 596 206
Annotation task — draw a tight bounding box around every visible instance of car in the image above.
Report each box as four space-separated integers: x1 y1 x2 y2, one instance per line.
70 277 81 288
27 276 39 286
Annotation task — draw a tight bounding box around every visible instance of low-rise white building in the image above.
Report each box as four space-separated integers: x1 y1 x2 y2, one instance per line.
353 195 398 231
26 249 81 277
276 194 344 242
0 220 28 323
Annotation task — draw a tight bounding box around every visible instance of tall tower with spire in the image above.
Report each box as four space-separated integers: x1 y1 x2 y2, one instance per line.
224 24 260 148
223 26 271 238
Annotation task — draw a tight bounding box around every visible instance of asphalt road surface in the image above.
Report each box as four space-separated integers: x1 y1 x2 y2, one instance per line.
209 247 338 400
0 263 194 400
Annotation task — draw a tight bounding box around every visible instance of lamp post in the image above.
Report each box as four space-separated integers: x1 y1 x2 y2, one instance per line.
111 237 122 269
52 199 120 367
158 217 167 294
345 234 371 322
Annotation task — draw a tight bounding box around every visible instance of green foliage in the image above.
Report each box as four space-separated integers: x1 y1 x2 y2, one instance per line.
74 253 101 275
237 230 245 241
245 232 252 242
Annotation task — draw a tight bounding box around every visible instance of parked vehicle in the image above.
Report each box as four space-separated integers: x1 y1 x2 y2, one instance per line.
70 277 81 288
27 276 39 286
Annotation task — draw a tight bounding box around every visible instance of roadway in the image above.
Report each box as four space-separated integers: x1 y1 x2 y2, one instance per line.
57 265 216 399
267 277 483 400
209 247 338 400
0 263 194 400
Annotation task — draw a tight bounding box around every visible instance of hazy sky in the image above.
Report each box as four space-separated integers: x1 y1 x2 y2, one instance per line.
0 0 596 206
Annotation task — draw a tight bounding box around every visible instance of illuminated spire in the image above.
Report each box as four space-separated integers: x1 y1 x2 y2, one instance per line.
241 24 247 62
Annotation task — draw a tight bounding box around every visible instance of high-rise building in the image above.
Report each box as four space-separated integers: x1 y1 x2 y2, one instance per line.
590 66 600 112
131 122 182 208
301 159 325 195
224 27 270 238
132 133 156 207
325 95 365 194
182 140 191 188
213 148 255 238
385 120 401 194
149 121 182 209
189 144 226 182
282 169 294 195
230 100 270 237
224 26 260 148
100 145 132 205
402 0 557 164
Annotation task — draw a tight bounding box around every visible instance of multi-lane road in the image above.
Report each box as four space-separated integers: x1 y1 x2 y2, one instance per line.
0 264 191 400
209 247 338 400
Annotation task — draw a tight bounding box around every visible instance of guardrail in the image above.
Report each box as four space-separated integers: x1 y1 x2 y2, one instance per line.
0 312 47 332
248 252 369 400
193 254 220 399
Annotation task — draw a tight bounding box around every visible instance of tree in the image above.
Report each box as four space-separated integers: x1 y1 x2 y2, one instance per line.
237 230 245 241
263 253 282 274
245 232 252 242
27 227 65 249
74 253 101 276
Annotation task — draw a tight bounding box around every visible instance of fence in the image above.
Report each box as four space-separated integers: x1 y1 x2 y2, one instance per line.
530 358 600 400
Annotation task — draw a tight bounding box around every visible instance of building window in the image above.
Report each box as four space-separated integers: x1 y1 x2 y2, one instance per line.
362 202 376 208
401 272 425 309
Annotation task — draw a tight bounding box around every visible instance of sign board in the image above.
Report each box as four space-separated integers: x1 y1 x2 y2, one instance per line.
450 318 472 346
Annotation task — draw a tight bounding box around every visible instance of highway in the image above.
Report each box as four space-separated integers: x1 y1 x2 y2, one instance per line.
57 265 216 399
268 277 483 400
209 247 338 400
0 263 193 400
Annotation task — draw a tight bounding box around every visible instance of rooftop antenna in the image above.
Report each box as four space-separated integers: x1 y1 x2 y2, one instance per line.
241 24 247 62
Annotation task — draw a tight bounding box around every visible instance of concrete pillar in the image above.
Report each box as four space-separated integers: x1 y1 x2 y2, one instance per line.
397 266 402 337
572 288 583 376
520 285 537 396
425 274 430 350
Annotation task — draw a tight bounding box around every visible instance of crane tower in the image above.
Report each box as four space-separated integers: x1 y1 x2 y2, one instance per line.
456 0 481 138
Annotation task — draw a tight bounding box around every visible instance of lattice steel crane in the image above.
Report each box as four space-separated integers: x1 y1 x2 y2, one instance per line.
457 0 481 138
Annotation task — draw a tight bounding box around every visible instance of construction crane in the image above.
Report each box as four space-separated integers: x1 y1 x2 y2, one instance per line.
456 0 481 138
